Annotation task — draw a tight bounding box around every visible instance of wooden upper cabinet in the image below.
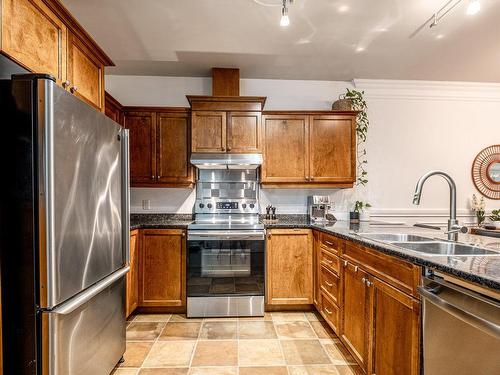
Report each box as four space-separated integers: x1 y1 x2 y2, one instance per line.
341 261 370 371
369 277 420 375
66 32 105 111
105 92 123 125
139 229 186 307
227 111 262 153
123 111 156 184
157 112 193 184
266 229 313 305
191 111 226 152
262 115 309 183
1 0 67 84
310 115 356 183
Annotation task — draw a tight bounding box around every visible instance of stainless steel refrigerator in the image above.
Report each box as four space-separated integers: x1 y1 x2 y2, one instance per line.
0 74 130 374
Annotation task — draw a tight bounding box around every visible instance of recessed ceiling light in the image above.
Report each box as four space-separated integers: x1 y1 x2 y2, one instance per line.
436 34 445 39
356 46 365 53
467 0 481 15
338 5 350 13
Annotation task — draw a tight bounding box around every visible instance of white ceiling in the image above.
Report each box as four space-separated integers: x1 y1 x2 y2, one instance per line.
63 0 500 82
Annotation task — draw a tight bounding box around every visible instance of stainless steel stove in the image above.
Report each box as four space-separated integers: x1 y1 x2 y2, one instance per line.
187 160 265 317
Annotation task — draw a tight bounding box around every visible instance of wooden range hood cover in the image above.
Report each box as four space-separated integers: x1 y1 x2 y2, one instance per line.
186 68 267 110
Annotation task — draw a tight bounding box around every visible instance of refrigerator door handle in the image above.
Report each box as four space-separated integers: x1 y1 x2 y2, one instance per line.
51 267 130 315
121 128 131 265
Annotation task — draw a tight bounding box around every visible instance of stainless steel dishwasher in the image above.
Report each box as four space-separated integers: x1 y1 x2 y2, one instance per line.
419 272 500 375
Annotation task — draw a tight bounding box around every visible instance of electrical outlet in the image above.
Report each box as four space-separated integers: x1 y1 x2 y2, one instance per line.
142 199 151 210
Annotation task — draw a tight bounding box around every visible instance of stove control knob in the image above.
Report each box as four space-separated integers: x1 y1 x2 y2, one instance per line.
199 203 204 208
207 203 213 209
249 203 255 209
242 203 247 209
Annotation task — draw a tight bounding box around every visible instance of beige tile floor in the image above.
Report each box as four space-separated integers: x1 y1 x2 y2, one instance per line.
112 311 362 375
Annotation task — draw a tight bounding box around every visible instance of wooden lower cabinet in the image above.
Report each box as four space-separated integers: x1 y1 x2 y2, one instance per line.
313 230 321 309
139 229 186 307
341 260 371 370
126 230 139 317
266 229 313 305
369 277 420 375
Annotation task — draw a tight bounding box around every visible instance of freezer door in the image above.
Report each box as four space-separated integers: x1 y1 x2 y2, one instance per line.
42 268 128 375
36 78 125 307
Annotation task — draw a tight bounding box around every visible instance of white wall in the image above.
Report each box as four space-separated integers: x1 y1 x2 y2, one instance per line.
107 75 500 224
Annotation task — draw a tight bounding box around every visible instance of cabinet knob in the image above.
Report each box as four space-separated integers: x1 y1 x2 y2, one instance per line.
70 85 78 93
310 176 314 181
366 280 373 287
267 233 272 239
227 147 232 151
221 147 225 151
62 80 71 89
362 277 367 284
343 260 348 267
182 232 186 238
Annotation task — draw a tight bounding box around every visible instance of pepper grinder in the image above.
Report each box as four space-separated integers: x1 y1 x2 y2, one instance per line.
271 206 277 220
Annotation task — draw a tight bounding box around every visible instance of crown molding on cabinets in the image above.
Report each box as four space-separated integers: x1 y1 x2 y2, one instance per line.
353 79 500 102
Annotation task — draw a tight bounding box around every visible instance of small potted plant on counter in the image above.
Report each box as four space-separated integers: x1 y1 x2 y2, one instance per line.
351 201 371 222
489 209 500 229
471 194 486 226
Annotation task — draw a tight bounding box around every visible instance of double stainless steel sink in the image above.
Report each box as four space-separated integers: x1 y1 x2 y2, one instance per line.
357 233 499 257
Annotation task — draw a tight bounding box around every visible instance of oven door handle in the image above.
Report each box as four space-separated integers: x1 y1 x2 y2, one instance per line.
188 231 265 241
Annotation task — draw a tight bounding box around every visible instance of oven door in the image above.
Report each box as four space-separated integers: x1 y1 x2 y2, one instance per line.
187 231 265 298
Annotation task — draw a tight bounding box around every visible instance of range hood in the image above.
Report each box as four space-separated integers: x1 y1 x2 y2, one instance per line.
190 153 263 169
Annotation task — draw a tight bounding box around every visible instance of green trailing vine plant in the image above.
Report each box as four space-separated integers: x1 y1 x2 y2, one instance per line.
340 88 369 186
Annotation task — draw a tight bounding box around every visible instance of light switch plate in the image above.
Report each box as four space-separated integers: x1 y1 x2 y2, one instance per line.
142 199 151 210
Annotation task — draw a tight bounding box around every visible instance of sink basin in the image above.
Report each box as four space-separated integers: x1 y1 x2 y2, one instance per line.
394 241 499 257
358 233 433 243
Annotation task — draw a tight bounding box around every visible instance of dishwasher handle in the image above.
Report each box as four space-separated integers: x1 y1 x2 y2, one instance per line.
418 285 500 340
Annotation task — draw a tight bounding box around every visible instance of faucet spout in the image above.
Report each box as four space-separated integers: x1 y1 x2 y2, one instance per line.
412 170 459 240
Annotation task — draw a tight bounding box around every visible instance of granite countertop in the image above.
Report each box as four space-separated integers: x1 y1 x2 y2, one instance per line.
130 213 500 291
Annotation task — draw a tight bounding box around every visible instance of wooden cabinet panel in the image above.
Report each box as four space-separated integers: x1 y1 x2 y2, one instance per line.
341 261 370 370
123 111 156 184
262 115 309 182
343 240 420 297
157 112 193 184
1 0 67 84
227 111 261 153
105 92 123 125
320 248 340 275
320 232 342 255
139 229 186 307
266 229 313 305
320 265 340 305
310 116 355 182
126 230 139 317
313 230 321 309
321 291 340 333
191 111 226 152
67 32 104 111
369 277 420 375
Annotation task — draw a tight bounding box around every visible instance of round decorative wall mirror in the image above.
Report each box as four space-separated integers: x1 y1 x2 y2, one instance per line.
472 145 500 199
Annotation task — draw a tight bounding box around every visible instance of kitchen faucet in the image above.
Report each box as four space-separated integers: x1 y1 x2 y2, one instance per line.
413 170 467 241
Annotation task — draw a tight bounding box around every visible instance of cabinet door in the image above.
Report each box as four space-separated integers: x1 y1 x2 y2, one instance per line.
123 111 156 185
157 112 193 185
309 115 356 183
266 229 313 305
191 111 226 152
139 229 186 307
126 230 139 317
227 111 261 153
1 0 67 84
369 277 420 375
262 115 309 183
104 92 123 125
341 261 370 370
66 33 105 111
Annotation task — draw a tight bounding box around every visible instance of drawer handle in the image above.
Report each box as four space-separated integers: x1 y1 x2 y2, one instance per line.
324 241 334 246
343 260 348 267
324 259 333 264
354 265 358 272
325 281 333 287
324 307 332 315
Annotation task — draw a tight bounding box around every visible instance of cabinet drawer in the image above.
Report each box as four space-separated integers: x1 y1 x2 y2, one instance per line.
343 241 420 297
320 292 340 333
320 265 340 304
320 248 340 274
320 233 341 254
